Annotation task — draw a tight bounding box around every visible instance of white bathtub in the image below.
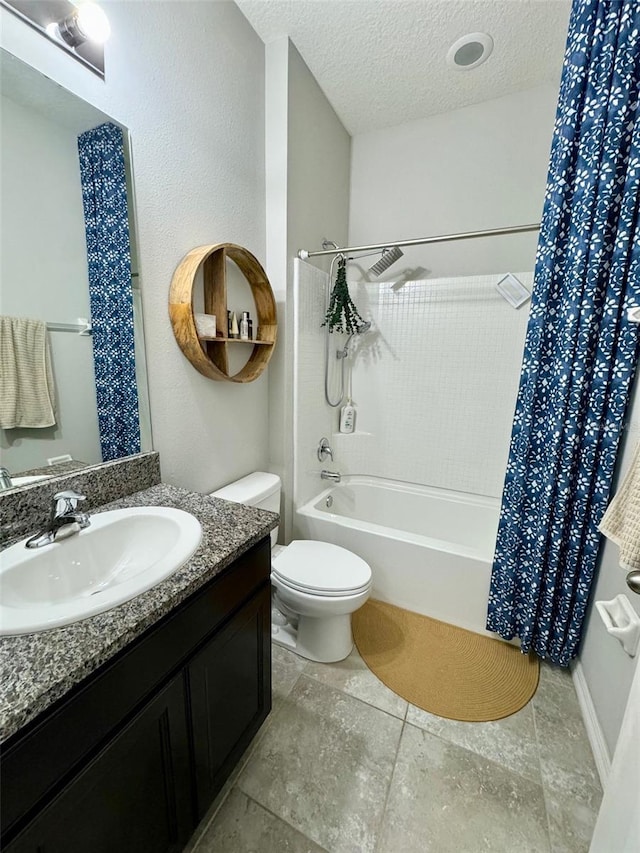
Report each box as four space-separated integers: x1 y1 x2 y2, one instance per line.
296 476 501 637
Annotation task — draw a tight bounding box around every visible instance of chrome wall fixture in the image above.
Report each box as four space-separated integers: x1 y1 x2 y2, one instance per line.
0 0 110 78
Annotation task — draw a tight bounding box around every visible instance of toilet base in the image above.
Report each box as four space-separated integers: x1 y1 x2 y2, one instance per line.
271 601 354 663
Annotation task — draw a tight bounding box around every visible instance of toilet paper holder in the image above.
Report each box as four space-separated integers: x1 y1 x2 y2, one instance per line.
595 594 640 657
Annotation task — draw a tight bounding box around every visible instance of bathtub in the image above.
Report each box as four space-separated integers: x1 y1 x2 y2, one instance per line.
296 476 501 637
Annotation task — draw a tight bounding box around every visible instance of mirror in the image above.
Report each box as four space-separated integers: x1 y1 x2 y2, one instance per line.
0 49 152 485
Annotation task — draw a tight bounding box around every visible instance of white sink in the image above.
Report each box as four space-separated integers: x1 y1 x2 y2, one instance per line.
9 475 54 487
0 507 202 636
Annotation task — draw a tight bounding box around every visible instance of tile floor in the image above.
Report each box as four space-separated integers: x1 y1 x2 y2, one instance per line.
186 644 602 853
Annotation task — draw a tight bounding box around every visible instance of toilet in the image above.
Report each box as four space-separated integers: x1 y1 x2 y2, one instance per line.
210 472 372 662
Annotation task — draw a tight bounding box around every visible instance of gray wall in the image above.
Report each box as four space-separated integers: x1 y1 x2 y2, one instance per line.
1 94 101 470
265 38 351 540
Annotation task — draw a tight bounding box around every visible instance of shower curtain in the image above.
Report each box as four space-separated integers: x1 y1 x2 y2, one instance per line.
78 122 141 461
486 0 640 666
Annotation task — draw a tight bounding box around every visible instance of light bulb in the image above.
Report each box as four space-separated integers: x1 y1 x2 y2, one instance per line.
75 2 111 44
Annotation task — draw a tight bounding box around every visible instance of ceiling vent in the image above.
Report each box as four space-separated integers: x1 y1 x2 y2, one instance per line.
447 33 494 70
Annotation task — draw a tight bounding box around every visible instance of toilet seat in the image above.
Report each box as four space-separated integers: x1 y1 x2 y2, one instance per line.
272 540 371 597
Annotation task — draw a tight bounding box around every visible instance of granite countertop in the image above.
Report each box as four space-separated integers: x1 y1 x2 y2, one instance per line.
16 459 90 479
0 484 278 742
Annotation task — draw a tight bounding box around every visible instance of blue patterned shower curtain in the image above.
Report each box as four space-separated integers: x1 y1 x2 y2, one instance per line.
78 122 140 461
486 0 640 666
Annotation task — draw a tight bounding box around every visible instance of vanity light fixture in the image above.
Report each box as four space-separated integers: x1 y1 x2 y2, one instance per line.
0 0 110 78
55 2 111 48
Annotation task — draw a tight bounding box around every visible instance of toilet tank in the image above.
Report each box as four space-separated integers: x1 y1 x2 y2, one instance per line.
210 472 281 546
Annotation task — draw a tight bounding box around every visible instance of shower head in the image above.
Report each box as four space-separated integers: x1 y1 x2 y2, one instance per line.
339 321 372 358
368 246 404 277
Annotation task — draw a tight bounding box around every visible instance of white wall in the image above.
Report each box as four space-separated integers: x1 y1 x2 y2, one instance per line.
265 38 351 539
0 94 101 470
349 84 558 280
579 382 640 760
292 260 334 516
1 1 268 492
310 84 560 500
265 38 292 539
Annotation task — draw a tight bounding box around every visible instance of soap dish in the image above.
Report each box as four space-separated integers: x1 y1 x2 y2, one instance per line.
595 594 640 657
496 273 530 309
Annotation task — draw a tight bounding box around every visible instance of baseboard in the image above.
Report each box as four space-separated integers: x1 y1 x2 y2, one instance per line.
572 660 611 788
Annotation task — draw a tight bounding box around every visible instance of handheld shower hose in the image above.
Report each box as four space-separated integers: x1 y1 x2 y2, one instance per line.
323 250 372 407
324 252 348 407
323 241 401 406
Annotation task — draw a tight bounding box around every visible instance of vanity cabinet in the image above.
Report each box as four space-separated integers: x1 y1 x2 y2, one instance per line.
5 676 192 853
189 587 269 816
1 538 272 853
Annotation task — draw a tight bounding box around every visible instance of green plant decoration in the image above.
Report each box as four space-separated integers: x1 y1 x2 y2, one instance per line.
322 257 365 334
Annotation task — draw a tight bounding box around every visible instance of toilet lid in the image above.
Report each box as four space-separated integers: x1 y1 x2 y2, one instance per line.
272 540 371 596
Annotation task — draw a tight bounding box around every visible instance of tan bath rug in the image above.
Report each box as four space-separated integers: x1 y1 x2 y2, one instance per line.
353 599 539 722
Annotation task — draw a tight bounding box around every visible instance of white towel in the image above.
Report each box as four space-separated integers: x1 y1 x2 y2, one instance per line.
0 316 56 429
599 440 640 571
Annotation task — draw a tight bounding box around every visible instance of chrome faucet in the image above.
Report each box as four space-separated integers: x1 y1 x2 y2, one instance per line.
317 437 334 462
321 470 341 483
25 490 91 549
0 467 13 490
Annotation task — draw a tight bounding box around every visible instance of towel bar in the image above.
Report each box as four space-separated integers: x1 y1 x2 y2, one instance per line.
46 318 92 336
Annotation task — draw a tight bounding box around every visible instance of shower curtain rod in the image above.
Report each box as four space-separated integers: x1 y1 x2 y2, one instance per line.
297 222 541 260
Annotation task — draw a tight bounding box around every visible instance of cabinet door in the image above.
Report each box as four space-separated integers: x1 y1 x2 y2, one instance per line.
6 675 193 853
189 581 271 817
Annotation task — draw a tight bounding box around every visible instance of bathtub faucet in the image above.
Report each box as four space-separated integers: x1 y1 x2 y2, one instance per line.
321 470 341 483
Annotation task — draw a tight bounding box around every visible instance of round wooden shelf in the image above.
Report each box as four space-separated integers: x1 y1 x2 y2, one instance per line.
169 243 277 383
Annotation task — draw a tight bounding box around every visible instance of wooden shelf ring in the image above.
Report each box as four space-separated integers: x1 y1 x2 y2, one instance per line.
169 243 277 383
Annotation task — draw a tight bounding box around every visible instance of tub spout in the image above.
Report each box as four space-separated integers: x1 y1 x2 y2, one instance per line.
321 470 341 483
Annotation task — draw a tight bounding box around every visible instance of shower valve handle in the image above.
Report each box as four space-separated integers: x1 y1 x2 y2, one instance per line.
317 438 334 462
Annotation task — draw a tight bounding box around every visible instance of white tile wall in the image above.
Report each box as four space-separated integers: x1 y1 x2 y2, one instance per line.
292 260 335 516
293 263 531 503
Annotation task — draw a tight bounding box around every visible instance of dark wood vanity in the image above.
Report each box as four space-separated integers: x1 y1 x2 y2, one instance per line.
1 537 272 852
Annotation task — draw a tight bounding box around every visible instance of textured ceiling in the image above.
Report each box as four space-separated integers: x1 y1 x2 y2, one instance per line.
237 0 572 135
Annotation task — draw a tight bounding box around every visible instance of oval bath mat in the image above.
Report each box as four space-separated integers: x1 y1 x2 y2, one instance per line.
352 600 539 722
